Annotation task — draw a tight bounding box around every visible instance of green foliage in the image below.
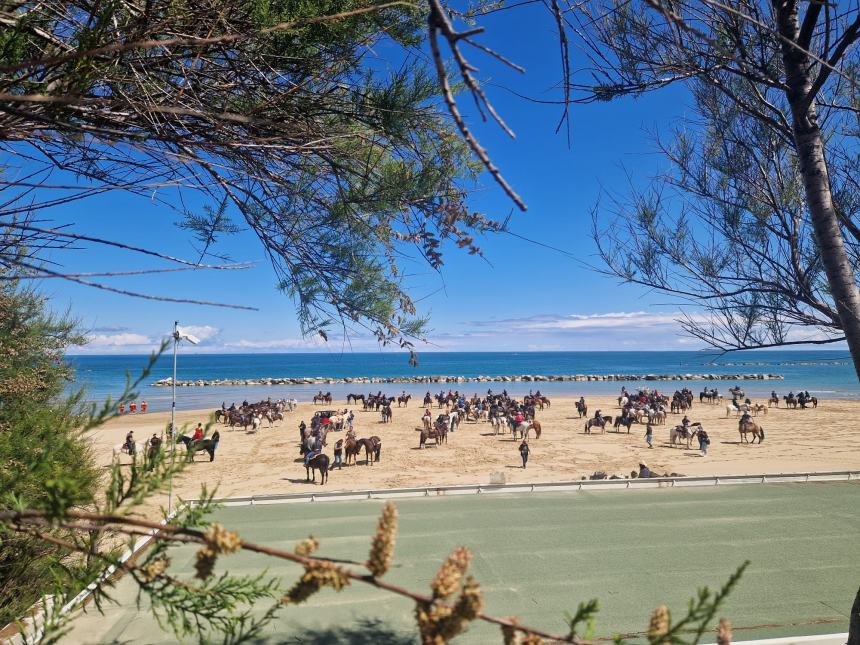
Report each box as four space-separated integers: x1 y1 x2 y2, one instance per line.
0 277 98 626
565 597 599 641
0 270 172 627
1 0 496 351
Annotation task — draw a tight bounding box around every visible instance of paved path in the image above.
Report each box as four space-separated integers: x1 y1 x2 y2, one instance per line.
65 482 860 644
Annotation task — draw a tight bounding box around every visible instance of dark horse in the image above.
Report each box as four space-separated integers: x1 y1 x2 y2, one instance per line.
306 453 330 484
347 393 365 405
358 436 382 465
575 400 588 418
177 431 220 461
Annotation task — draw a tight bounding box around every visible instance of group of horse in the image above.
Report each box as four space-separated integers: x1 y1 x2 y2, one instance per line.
585 388 689 434
770 391 819 409
416 391 544 448
299 421 383 484
214 398 292 432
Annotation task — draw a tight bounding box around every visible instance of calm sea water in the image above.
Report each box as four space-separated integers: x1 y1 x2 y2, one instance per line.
66 350 859 413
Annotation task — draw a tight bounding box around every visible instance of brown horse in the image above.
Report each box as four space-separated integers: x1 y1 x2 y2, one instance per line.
313 391 333 405
360 436 382 464
738 420 765 444
584 416 610 434
344 436 361 464
525 420 542 440
397 394 411 407
419 425 447 448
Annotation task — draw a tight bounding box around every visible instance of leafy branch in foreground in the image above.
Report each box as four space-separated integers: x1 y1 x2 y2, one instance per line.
1 492 750 645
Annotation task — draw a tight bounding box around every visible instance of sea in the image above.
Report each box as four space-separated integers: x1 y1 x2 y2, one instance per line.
66 350 859 413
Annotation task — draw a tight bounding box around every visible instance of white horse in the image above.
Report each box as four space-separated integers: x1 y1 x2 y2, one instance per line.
726 402 751 417
249 414 262 434
670 423 701 448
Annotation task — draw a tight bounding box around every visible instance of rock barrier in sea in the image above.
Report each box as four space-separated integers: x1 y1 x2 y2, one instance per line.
150 373 784 388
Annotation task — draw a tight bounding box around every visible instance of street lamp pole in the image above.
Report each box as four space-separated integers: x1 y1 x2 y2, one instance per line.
168 320 178 515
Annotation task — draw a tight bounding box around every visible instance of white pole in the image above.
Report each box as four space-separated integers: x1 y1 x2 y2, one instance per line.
168 320 178 515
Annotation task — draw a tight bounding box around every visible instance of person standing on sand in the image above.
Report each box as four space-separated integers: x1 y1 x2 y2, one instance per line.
645 423 654 448
519 440 530 468
698 428 710 456
333 440 343 470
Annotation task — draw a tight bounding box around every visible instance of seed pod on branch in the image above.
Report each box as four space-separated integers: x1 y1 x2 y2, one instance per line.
203 523 241 555
717 617 732 645
282 560 350 605
367 501 398 577
648 605 671 645
431 546 471 600
194 546 217 581
294 536 319 557
139 557 170 583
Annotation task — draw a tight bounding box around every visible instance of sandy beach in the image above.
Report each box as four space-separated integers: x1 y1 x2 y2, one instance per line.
89 395 860 506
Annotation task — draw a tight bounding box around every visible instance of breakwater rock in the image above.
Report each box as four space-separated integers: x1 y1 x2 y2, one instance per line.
150 373 784 388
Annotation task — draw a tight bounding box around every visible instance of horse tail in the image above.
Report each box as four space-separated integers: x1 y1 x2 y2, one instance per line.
760 428 765 442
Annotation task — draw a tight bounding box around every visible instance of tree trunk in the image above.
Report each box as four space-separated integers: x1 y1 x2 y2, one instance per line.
775 1 860 382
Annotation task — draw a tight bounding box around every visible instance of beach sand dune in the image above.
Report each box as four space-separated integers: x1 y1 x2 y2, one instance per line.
91 396 860 503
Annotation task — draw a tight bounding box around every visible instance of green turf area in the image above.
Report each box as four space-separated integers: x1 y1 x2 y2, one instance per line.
66 482 860 644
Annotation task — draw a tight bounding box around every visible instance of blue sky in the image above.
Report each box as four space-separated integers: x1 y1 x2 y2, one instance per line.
28 8 721 354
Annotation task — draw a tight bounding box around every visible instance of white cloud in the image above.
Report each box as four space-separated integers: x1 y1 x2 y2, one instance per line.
466 311 690 333
87 332 154 347
223 337 326 350
176 325 220 342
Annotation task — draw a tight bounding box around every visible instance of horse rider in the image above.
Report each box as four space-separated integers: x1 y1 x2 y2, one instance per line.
304 432 322 466
192 423 204 443
124 431 136 455
681 415 690 428
771 390 778 400
739 411 752 426
148 434 162 460
593 409 602 420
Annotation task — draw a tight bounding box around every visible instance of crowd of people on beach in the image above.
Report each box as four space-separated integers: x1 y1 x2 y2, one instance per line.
113 381 822 485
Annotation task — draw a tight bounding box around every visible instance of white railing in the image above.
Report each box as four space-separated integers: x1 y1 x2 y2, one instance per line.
203 470 860 506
